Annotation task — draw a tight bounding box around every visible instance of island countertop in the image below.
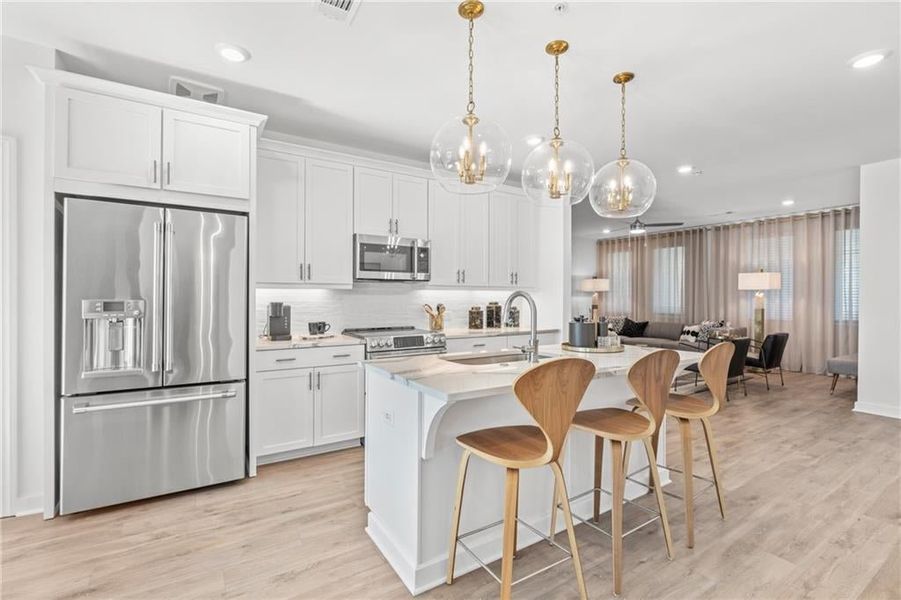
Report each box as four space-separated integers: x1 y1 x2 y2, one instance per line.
363 344 700 402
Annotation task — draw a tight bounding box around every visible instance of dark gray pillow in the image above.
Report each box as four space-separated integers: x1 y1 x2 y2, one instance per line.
620 318 649 337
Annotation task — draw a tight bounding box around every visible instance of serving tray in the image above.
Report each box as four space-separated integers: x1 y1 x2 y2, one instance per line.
561 342 625 354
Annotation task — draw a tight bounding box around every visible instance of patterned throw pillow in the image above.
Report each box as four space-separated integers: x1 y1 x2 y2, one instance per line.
697 320 725 342
680 325 701 343
619 318 649 338
605 315 627 334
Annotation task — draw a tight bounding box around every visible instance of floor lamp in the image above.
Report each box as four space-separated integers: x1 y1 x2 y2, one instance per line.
738 270 782 342
580 278 610 323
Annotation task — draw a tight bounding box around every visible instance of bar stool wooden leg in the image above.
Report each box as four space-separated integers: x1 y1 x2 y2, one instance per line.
678 418 695 549
513 481 520 557
593 436 603 523
501 468 519 600
550 461 588 600
610 439 625 596
642 438 674 560
700 417 726 519
622 441 632 482
549 476 559 543
447 450 472 584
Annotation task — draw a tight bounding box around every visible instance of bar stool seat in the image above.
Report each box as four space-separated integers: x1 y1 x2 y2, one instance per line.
664 393 715 419
572 408 652 440
456 425 548 468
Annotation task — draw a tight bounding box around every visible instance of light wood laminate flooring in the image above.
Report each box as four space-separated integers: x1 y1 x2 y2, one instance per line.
2 373 899 599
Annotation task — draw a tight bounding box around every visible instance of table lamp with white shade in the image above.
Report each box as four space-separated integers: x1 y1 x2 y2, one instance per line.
580 277 610 322
738 270 782 342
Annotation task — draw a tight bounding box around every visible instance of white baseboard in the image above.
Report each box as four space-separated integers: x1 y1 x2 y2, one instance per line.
256 438 362 466
853 402 901 420
14 493 42 517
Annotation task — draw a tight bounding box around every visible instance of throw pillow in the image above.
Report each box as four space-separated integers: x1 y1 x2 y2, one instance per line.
619 318 649 338
697 319 725 342
606 315 627 334
680 325 701 343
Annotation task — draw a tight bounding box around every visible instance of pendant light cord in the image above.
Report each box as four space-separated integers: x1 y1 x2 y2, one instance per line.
619 80 627 159
553 54 561 139
466 17 476 115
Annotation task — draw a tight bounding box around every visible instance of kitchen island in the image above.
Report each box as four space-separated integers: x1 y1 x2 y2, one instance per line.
363 345 700 595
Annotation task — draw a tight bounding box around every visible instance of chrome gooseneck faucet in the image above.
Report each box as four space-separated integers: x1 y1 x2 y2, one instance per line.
503 290 539 363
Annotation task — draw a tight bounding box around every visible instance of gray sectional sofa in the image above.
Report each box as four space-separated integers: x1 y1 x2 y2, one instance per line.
620 321 747 351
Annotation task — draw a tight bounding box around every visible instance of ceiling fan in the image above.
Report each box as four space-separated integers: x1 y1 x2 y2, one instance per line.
606 218 685 235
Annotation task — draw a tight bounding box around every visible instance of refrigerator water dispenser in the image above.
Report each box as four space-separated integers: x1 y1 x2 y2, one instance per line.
81 299 145 376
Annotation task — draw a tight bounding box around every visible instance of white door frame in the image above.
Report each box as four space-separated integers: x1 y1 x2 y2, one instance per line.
1 136 18 517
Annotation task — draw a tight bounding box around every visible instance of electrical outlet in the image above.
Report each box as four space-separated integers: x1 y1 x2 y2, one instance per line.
382 409 394 427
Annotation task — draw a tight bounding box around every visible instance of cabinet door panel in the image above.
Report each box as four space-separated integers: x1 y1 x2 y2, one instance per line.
55 89 161 188
256 369 315 456
445 335 509 354
515 197 537 288
354 167 392 235
314 364 364 445
489 192 515 287
305 159 354 284
428 181 462 286
257 151 304 283
162 109 250 198
460 194 490 286
393 174 429 239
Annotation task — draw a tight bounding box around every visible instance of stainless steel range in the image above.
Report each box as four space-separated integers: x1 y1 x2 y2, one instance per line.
343 326 446 359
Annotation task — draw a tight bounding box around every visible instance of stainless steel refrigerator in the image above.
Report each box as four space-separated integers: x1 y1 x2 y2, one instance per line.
59 197 248 514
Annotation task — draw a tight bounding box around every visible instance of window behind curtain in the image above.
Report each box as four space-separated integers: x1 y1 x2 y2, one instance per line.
834 228 860 321
755 234 793 321
652 246 684 315
608 250 631 315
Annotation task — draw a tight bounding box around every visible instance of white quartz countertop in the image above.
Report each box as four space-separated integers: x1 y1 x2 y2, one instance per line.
364 344 700 401
255 334 364 352
443 327 560 339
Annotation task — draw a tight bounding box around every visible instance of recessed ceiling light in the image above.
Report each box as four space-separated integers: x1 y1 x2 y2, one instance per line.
849 50 890 69
677 164 694 174
602 228 611 234
215 43 251 63
782 198 795 206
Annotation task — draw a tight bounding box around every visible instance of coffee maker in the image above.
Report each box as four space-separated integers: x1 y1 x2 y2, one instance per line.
267 302 292 341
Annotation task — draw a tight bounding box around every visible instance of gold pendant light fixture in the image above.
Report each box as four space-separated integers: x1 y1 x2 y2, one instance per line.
521 40 595 205
589 72 657 218
430 0 512 194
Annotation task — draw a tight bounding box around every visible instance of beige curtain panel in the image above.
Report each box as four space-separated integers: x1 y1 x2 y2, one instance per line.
595 207 859 373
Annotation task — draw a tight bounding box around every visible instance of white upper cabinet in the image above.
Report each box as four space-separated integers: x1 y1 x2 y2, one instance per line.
392 174 429 239
354 168 429 238
55 89 162 189
257 151 304 284
354 167 393 236
305 159 354 285
162 109 251 199
514 198 537 288
488 190 536 288
427 181 489 287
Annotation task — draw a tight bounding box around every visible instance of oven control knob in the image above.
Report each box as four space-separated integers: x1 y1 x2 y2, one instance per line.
377 339 386 347
386 339 393 347
425 335 433 344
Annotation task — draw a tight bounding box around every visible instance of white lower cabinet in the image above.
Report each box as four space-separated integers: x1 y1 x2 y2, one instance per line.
255 347 364 463
445 335 510 354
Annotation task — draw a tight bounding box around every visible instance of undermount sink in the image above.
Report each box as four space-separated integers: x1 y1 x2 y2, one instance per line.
439 351 553 366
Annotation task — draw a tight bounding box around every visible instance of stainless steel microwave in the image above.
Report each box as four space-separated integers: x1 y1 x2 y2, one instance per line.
354 234 430 282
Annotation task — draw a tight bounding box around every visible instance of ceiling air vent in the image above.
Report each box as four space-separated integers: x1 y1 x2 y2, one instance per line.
168 76 226 105
318 0 361 24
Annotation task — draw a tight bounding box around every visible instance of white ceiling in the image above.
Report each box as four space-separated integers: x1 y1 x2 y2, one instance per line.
3 1 899 237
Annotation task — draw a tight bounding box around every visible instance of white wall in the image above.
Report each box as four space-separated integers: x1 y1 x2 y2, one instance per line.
1 36 56 515
570 235 598 319
856 158 901 419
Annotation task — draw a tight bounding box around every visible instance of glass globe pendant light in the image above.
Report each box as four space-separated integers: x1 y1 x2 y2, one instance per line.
521 40 594 205
430 1 512 194
589 72 657 218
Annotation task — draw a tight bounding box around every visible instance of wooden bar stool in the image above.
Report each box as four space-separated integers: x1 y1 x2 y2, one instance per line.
446 357 596 600
551 349 677 596
664 341 733 548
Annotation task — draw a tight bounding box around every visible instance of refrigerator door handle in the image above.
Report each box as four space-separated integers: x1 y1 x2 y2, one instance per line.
72 390 238 414
164 221 174 372
151 222 163 372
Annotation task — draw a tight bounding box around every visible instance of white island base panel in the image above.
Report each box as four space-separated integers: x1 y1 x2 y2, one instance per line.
363 346 698 595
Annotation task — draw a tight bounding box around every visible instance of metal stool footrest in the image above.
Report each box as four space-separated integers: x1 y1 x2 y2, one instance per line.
455 516 573 587
624 464 716 501
559 487 662 539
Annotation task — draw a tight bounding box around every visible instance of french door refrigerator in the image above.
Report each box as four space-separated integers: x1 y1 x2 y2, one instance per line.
60 197 248 514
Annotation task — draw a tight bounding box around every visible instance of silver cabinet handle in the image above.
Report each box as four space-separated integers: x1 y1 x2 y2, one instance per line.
462 269 466 284
473 343 487 348
316 371 321 390
388 217 393 234
332 353 351 358
514 272 518 285
510 271 513 285
394 218 399 234
166 161 171 185
299 263 304 281
308 371 313 391
456 269 460 283
164 221 174 372
275 357 297 362
307 263 311 281
151 222 162 372
152 159 158 184
73 390 237 414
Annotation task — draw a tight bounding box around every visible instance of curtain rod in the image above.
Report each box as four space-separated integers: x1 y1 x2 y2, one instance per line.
597 203 859 241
